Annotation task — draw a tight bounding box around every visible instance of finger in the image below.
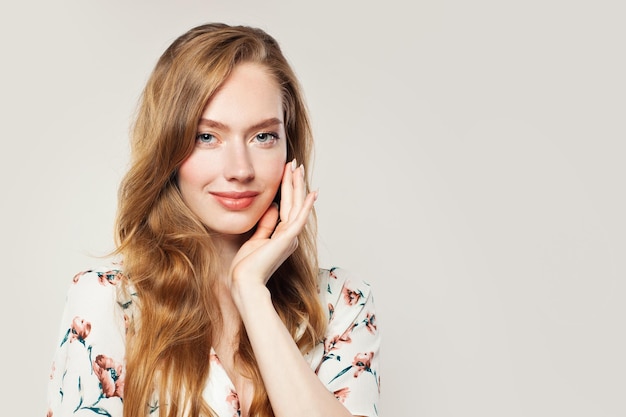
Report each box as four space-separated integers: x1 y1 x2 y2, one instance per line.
278 189 317 238
289 163 306 221
297 190 318 224
251 202 279 240
280 159 296 221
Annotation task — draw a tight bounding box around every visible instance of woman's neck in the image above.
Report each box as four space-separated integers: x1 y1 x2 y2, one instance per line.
210 230 253 332
213 230 252 276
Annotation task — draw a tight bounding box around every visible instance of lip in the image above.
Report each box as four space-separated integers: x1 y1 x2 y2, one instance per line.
210 191 259 210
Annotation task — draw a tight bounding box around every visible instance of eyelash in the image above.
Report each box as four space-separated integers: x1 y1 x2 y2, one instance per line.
194 132 280 147
196 133 216 144
254 132 279 144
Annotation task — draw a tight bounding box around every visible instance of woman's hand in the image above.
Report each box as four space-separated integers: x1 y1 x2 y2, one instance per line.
227 161 355 417
228 159 317 291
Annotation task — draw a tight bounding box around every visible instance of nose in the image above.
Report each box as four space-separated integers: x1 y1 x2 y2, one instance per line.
223 142 254 182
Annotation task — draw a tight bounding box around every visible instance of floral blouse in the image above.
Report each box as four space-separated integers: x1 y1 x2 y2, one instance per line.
46 266 380 417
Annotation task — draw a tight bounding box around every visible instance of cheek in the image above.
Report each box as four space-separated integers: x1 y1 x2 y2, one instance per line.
177 153 209 190
263 154 287 190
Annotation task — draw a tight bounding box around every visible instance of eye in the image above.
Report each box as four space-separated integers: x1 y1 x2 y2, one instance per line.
254 132 279 144
196 133 216 144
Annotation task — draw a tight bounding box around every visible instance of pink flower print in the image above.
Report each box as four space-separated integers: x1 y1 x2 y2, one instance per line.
226 389 240 417
327 350 378 386
323 335 339 353
316 329 353 374
352 352 374 377
341 285 362 306
323 325 354 353
329 268 338 280
92 354 125 398
59 316 91 347
69 316 91 342
46 409 53 417
49 362 56 379
364 312 377 334
97 270 124 286
333 387 350 403
72 270 92 283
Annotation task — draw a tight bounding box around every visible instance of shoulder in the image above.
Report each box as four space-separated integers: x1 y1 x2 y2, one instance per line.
48 266 128 415
70 266 126 288
61 265 132 335
317 267 377 333
55 264 131 361
65 266 129 306
317 266 374 308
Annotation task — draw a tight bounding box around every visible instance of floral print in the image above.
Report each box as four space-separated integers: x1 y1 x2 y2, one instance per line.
62 316 91 345
225 389 240 417
92 355 125 398
333 387 350 403
46 266 380 416
309 267 381 416
47 268 129 417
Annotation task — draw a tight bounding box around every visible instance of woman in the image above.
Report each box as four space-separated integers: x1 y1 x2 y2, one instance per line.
47 23 380 417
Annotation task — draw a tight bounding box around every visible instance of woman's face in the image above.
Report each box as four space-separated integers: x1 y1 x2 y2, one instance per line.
178 62 287 235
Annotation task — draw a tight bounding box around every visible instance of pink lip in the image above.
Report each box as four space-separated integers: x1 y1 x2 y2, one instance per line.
210 191 259 210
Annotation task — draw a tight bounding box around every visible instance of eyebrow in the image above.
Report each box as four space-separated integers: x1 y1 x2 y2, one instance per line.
198 117 283 132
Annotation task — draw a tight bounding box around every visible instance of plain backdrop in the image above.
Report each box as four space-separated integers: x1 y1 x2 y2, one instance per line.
1 1 625 416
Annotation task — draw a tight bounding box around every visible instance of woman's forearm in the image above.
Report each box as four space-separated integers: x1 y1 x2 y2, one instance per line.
232 282 356 417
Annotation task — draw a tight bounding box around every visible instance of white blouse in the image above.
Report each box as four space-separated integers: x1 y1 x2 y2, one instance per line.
46 266 380 417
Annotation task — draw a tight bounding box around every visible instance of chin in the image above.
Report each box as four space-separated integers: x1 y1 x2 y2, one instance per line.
197 205 270 237
206 220 259 237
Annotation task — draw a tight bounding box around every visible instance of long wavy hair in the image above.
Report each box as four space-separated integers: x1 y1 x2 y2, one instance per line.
114 23 326 417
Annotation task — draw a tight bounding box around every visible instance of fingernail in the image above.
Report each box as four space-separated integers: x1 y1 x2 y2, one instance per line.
291 158 297 172
299 164 305 178
314 189 319 201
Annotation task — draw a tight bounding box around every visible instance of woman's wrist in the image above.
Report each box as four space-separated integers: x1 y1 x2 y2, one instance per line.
230 280 272 315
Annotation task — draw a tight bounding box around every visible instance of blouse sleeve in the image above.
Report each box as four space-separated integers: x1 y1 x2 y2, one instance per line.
46 268 128 417
311 267 381 417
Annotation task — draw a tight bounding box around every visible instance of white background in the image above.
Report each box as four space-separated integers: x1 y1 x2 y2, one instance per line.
1 1 625 416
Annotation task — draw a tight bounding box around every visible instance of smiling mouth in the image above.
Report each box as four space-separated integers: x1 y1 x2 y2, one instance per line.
210 191 259 210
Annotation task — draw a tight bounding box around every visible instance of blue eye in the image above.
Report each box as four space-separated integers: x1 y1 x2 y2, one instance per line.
255 132 278 143
196 133 215 143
